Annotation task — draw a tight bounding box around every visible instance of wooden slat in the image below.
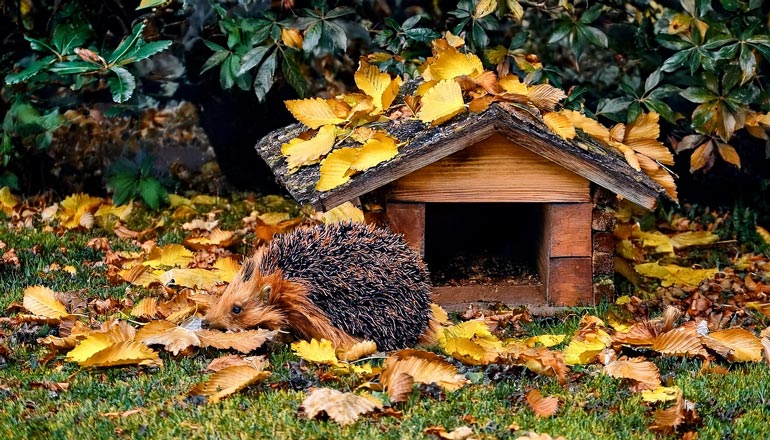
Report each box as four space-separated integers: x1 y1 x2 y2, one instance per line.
386 202 426 257
388 134 590 203
547 257 593 305
432 285 546 311
542 203 592 257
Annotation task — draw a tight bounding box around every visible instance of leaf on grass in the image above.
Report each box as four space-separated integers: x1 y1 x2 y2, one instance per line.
22 286 69 319
349 131 399 171
136 320 200 355
183 228 235 250
543 112 576 140
384 372 414 403
291 339 340 366
58 193 102 229
196 329 277 353
66 332 117 364
417 80 467 125
603 357 661 390
158 268 229 290
525 389 559 417
703 328 762 362
299 387 382 426
651 395 699 434
281 125 337 172
142 244 193 269
285 98 346 129
380 349 468 392
188 366 271 403
354 61 402 111
651 324 708 358
424 426 475 440
438 320 503 365
563 338 606 365
641 386 681 403
634 262 717 287
316 147 359 191
337 340 377 362
79 341 161 368
669 231 719 249
524 334 566 348
205 355 268 372
515 347 570 385
762 337 770 367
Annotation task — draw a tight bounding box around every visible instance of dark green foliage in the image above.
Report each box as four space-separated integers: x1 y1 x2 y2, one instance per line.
107 155 169 210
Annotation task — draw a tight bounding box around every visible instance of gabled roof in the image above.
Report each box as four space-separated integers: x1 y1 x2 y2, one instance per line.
256 103 668 211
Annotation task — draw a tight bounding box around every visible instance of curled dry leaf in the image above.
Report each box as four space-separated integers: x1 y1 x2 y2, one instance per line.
22 286 69 320
205 354 268 373
135 320 200 355
196 329 277 353
424 425 475 440
651 324 709 358
603 357 661 390
130 297 159 320
651 395 699 433
702 328 763 362
188 365 271 404
299 387 382 426
384 372 414 403
525 389 559 417
336 340 377 362
380 349 468 392
762 337 770 367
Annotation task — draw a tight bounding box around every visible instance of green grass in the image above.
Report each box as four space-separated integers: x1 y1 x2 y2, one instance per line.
1 206 769 440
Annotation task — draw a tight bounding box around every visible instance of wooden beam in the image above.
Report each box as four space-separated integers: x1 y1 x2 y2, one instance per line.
386 202 426 257
547 257 593 305
542 203 592 257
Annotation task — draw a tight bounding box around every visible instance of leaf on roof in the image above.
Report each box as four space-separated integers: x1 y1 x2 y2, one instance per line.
354 60 402 111
543 112 576 140
281 125 337 172
316 147 359 191
285 98 346 129
350 131 399 172
417 79 466 125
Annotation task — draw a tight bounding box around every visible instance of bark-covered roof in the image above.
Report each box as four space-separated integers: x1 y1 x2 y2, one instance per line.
256 102 667 211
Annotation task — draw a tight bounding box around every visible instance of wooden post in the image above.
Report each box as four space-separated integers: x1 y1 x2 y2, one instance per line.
385 202 426 257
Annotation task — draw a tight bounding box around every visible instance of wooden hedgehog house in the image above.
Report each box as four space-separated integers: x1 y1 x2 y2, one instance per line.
255 101 670 311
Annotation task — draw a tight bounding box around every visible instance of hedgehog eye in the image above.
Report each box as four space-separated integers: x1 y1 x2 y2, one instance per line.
231 305 242 315
260 284 272 300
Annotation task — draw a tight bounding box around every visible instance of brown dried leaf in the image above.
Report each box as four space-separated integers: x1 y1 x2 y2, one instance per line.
762 337 770 367
385 372 414 403
603 357 661 389
337 340 377 362
299 387 382 426
703 328 762 362
380 349 468 392
205 355 268 373
525 389 559 417
424 425 475 440
196 329 277 353
135 320 201 355
526 84 566 112
130 297 159 320
651 324 709 358
188 366 271 403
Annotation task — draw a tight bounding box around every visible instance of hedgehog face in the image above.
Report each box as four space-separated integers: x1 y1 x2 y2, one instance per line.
202 259 288 331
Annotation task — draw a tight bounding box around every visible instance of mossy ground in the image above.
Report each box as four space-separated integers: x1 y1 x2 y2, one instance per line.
1 198 769 440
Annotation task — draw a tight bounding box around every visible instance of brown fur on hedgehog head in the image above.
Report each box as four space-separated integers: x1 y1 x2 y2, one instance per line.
202 257 291 332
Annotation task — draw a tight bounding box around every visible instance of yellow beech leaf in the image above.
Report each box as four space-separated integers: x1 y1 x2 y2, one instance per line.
285 98 346 129
354 61 402 111
499 74 529 95
300 388 382 426
158 267 229 290
281 125 337 171
183 228 235 250
641 386 682 403
634 262 717 287
213 256 241 280
136 320 200 355
350 132 399 171
94 202 133 222
543 112 576 140
130 297 159 320
337 340 378 362
0 186 20 215
757 226 770 246
291 339 340 366
380 349 468 392
58 193 102 229
196 329 277 353
316 147 359 192
424 49 484 81
22 286 68 319
473 0 497 19
561 109 610 142
635 229 674 254
317 201 365 224
637 154 678 202
142 244 193 269
444 31 465 48
524 334 566 348
525 389 559 417
669 231 719 249
78 341 161 368
716 142 741 168
417 80 466 125
563 338 606 365
603 357 661 389
703 328 763 362
438 320 503 365
623 112 674 165
188 366 271 403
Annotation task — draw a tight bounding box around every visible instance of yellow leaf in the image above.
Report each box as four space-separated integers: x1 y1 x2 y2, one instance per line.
716 143 741 168
543 112 576 140
158 267 229 290
58 193 102 229
444 31 465 48
285 98 346 129
281 28 303 49
131 297 158 319
188 366 271 403
704 328 763 362
142 244 194 269
603 357 661 389
561 110 610 142
22 286 68 319
380 349 468 392
507 0 524 20
524 334 566 348
197 329 277 353
499 74 529 95
669 231 719 249
634 262 717 287
94 202 133 221
213 256 241 280
354 61 402 111
136 320 200 355
757 226 770 246
316 147 359 191
438 320 503 365
300 388 383 426
78 341 161 368
317 201 365 224
690 141 714 173
66 332 116 363
563 338 606 365
0 186 19 215
291 339 341 366
635 229 674 254
337 340 378 362
423 50 484 82
417 80 466 125
350 131 399 171
257 211 290 225
641 386 681 403
473 0 497 19
637 154 678 202
281 125 337 171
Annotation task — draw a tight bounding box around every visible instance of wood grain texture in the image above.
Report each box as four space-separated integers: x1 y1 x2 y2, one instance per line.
542 203 592 257
547 257 593 305
388 134 590 202
386 202 426 257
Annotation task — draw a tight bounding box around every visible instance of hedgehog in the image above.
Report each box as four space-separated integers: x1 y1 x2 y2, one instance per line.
202 222 432 350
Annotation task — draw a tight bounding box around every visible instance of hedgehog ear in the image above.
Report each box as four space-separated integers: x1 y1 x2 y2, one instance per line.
259 284 272 300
